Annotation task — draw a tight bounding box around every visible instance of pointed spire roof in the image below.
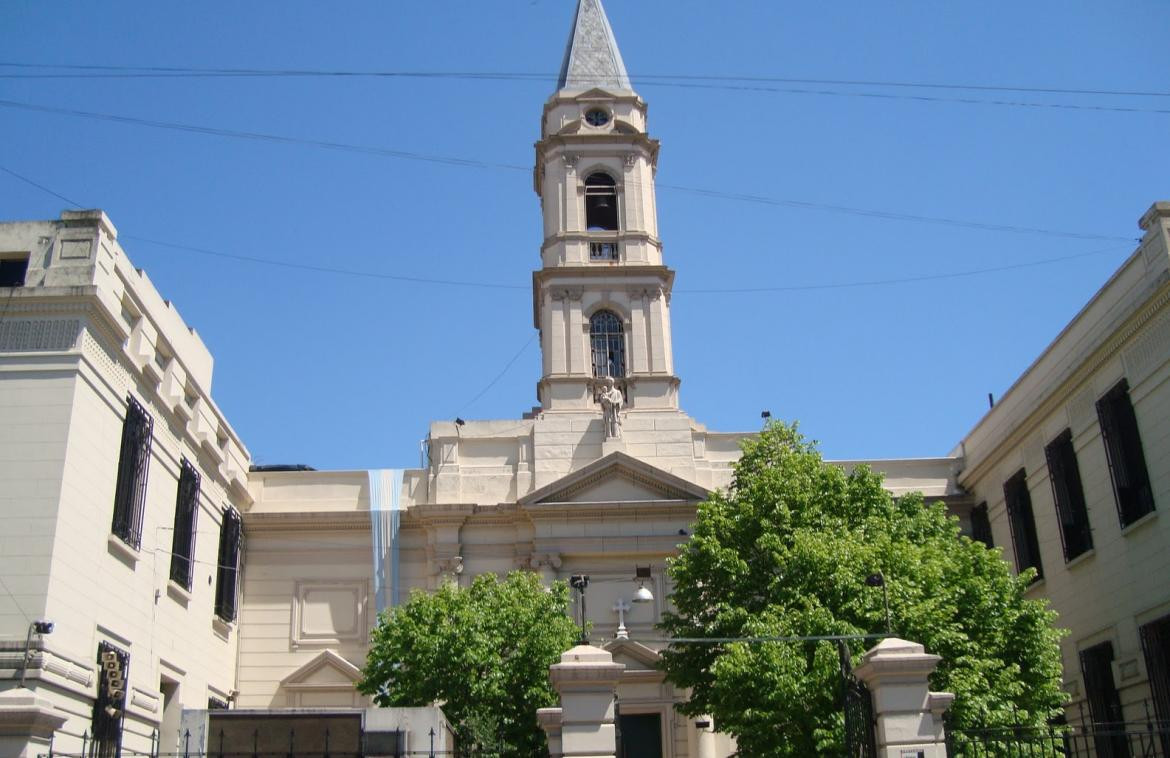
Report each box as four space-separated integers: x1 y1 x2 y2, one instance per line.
556 0 633 93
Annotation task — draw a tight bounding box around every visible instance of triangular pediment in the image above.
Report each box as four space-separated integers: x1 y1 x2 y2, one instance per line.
519 452 709 505
604 638 661 670
280 650 361 689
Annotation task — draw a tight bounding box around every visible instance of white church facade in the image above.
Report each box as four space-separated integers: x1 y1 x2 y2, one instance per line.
1 1 1169 757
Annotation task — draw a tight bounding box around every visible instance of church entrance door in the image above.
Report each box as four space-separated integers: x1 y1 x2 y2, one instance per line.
618 712 663 757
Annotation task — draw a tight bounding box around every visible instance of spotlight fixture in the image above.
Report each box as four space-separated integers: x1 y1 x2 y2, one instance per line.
632 565 654 603
455 417 466 427
19 619 55 688
761 410 771 420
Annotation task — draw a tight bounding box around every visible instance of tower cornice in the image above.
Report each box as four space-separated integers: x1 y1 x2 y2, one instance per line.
532 265 675 328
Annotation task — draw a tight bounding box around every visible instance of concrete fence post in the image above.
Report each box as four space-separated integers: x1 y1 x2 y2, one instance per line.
537 707 564 757
0 689 69 758
544 644 625 758
852 638 955 758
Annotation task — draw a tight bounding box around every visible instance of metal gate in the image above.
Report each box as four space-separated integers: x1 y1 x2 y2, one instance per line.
839 641 877 758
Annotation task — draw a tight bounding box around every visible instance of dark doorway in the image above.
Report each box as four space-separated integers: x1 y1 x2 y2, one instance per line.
618 712 662 758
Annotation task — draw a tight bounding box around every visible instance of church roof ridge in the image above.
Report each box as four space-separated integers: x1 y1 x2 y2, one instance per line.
556 0 633 93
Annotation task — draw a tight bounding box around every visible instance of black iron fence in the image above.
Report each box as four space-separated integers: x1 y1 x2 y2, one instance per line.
38 728 542 758
946 704 1170 757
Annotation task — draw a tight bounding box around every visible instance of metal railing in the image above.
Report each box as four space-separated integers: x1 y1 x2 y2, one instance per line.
946 709 1170 757
38 728 542 758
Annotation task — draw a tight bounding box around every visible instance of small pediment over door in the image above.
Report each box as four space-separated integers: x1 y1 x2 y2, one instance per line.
519 452 709 505
604 639 666 684
279 650 365 707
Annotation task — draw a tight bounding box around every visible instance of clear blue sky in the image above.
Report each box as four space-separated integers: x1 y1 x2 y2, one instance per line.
2 1 1165 470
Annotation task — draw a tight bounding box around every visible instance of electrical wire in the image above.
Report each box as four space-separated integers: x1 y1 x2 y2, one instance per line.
678 244 1129 294
0 164 1134 295
2 62 1168 110
0 102 1134 242
0 163 1132 294
455 333 538 416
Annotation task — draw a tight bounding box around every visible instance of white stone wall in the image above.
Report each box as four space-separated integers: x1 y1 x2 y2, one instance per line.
0 212 251 756
957 203 1170 720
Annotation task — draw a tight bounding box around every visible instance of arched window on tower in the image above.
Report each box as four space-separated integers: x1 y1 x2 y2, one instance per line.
590 310 626 378
584 173 618 232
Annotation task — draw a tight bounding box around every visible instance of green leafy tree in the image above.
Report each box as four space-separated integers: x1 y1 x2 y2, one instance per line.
659 422 1065 757
358 571 579 755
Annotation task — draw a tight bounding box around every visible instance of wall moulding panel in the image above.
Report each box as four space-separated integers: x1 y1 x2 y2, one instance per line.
290 580 369 649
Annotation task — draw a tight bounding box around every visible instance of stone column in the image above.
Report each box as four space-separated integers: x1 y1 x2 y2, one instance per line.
547 644 625 758
852 638 955 758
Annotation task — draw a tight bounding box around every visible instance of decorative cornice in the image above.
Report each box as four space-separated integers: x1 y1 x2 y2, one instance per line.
243 510 371 533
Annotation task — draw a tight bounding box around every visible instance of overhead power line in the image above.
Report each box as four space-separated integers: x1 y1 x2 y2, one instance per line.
2 61 1168 101
0 164 1130 297
0 100 1134 243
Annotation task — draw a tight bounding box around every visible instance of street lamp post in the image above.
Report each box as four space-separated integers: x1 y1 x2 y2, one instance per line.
569 574 590 644
865 572 891 634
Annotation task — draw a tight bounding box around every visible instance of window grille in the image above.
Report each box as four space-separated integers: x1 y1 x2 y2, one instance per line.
1044 429 1093 561
1140 615 1170 755
970 502 993 548
214 507 242 622
169 459 200 590
111 396 153 549
1080 641 1130 758
1096 379 1155 527
92 641 129 758
590 310 626 378
1003 469 1043 581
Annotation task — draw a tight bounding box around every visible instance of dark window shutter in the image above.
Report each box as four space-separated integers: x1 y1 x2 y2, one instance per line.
1003 469 1043 581
111 396 153 548
970 502 993 548
215 508 242 622
1080 642 1130 758
1140 615 1170 756
168 459 200 590
1097 379 1155 526
1044 429 1092 560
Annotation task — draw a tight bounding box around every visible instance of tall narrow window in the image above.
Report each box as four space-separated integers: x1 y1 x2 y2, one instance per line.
169 459 200 590
1140 615 1170 756
1080 641 1130 758
584 172 618 231
92 642 129 758
111 396 153 548
214 507 242 622
969 502 993 548
1003 469 1043 581
1044 429 1093 561
1096 379 1155 527
590 310 625 378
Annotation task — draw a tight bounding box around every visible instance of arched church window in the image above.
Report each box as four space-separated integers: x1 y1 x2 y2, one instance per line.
590 310 626 378
584 173 618 232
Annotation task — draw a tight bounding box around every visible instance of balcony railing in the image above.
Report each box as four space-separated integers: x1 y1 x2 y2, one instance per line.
589 240 619 261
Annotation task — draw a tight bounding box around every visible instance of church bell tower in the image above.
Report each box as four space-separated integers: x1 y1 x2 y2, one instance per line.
533 0 679 414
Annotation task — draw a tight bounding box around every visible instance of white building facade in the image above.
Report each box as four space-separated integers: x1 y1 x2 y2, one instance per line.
0 211 251 757
1 1 1169 756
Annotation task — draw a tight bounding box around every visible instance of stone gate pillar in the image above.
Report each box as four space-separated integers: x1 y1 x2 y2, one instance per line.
852 638 955 758
545 644 625 758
